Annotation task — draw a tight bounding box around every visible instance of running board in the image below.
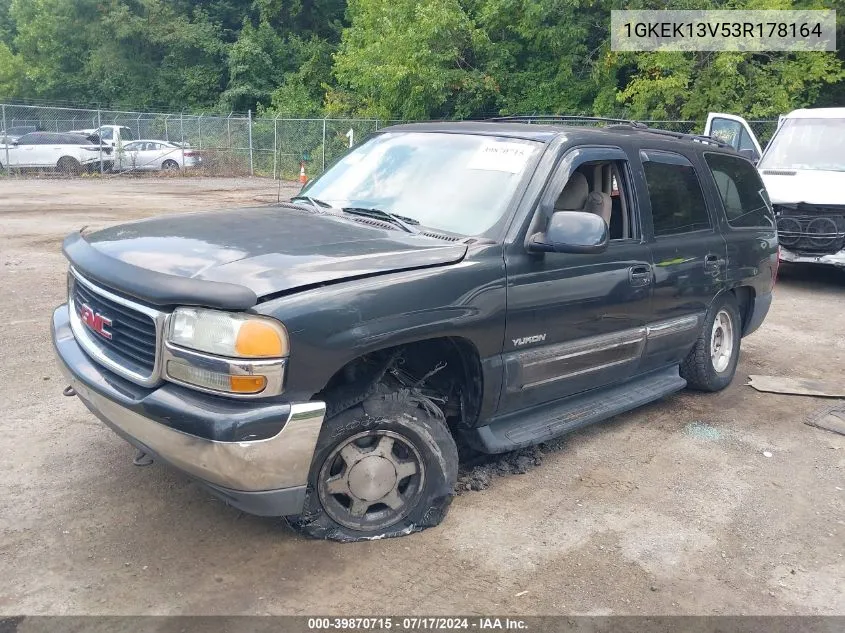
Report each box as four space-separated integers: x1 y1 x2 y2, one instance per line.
472 366 686 454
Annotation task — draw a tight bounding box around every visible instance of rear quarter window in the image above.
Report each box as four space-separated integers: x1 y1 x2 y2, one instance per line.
704 152 774 229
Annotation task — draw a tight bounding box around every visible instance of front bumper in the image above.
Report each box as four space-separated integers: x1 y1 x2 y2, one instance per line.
52 304 326 517
780 247 845 268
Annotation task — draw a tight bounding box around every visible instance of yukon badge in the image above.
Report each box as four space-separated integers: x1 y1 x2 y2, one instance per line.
512 334 546 347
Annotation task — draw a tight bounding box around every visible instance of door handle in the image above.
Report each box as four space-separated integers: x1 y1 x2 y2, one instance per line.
704 254 726 274
628 265 652 287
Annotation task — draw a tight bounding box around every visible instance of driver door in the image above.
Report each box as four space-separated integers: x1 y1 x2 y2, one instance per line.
498 146 654 415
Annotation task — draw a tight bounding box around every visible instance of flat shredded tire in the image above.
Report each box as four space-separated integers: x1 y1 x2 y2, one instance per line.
287 394 458 542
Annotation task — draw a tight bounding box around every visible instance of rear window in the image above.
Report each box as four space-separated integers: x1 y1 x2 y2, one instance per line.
704 153 774 229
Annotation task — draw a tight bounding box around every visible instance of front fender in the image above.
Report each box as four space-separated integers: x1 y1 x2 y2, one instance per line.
255 244 506 406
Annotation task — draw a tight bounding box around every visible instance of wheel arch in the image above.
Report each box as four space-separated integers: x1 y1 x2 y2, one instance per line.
731 285 756 335
708 285 755 335
314 335 485 430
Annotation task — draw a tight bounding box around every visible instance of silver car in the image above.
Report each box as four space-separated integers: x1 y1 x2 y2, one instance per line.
116 140 201 172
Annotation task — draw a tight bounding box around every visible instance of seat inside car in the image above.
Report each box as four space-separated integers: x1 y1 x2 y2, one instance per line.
554 167 612 227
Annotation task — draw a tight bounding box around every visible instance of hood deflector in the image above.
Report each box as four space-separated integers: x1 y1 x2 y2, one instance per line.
63 232 259 309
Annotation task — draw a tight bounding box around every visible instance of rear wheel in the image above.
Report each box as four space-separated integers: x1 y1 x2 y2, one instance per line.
681 293 742 392
288 395 458 542
162 159 179 171
56 156 81 175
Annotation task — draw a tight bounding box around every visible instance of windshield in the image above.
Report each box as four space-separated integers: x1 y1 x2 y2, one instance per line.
758 118 845 172
300 132 541 236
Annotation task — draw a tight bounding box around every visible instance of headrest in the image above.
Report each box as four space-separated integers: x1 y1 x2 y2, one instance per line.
583 191 612 224
555 172 589 211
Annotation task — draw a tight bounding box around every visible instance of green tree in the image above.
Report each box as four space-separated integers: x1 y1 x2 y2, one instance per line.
0 41 25 98
9 0 102 99
474 0 610 116
332 0 494 119
220 20 288 111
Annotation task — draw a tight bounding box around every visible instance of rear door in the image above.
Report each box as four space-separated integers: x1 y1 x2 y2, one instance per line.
126 142 157 170
146 142 170 169
704 113 763 162
634 149 728 373
700 151 778 300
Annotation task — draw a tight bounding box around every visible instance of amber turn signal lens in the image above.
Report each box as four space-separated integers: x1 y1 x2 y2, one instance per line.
229 375 267 393
234 321 284 357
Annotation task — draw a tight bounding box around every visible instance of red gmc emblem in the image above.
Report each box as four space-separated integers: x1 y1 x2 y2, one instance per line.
79 303 113 340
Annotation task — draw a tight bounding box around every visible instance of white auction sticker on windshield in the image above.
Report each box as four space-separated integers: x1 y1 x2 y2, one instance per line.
467 142 532 173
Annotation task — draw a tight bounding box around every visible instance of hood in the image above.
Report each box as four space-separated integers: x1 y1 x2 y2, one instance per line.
759 168 845 206
68 206 468 306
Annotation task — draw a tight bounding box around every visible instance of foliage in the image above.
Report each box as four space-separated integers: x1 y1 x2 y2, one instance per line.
0 0 841 122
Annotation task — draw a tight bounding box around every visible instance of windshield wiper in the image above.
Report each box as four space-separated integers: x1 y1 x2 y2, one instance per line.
289 195 333 211
342 207 420 234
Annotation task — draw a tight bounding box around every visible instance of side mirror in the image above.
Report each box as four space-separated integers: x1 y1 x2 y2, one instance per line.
528 210 609 254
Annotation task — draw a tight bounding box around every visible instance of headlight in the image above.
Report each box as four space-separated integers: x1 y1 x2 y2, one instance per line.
164 308 288 397
168 307 288 358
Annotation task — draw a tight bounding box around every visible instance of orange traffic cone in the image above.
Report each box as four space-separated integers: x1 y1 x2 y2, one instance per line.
299 162 308 184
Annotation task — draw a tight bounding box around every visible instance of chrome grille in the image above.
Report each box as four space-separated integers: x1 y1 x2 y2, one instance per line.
68 269 166 386
72 280 156 370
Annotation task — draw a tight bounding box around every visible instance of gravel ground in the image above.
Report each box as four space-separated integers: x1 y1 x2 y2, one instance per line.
0 177 843 616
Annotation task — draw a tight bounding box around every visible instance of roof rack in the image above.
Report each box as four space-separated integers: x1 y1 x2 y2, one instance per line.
613 125 734 149
486 115 650 128
486 115 734 150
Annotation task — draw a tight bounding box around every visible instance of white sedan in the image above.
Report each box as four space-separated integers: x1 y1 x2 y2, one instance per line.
116 140 201 171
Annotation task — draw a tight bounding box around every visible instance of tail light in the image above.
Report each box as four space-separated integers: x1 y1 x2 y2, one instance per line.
184 151 198 157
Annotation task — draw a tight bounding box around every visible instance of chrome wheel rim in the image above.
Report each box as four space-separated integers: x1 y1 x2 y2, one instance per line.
317 430 425 531
710 309 734 373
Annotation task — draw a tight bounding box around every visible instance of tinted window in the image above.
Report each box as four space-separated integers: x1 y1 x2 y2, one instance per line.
642 157 711 236
704 153 774 228
123 142 141 151
48 133 89 144
17 133 67 144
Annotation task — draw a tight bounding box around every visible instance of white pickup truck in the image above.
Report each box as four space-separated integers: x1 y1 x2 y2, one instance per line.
705 109 845 270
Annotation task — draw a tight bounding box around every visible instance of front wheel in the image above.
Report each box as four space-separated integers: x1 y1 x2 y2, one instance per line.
680 293 742 392
287 395 458 542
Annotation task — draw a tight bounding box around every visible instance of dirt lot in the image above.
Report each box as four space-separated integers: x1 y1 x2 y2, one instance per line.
0 178 843 616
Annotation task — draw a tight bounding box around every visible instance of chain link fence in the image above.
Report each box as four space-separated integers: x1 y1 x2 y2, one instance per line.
0 102 778 180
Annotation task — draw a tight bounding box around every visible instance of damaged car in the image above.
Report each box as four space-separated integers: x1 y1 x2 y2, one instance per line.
705 109 845 270
52 120 778 541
